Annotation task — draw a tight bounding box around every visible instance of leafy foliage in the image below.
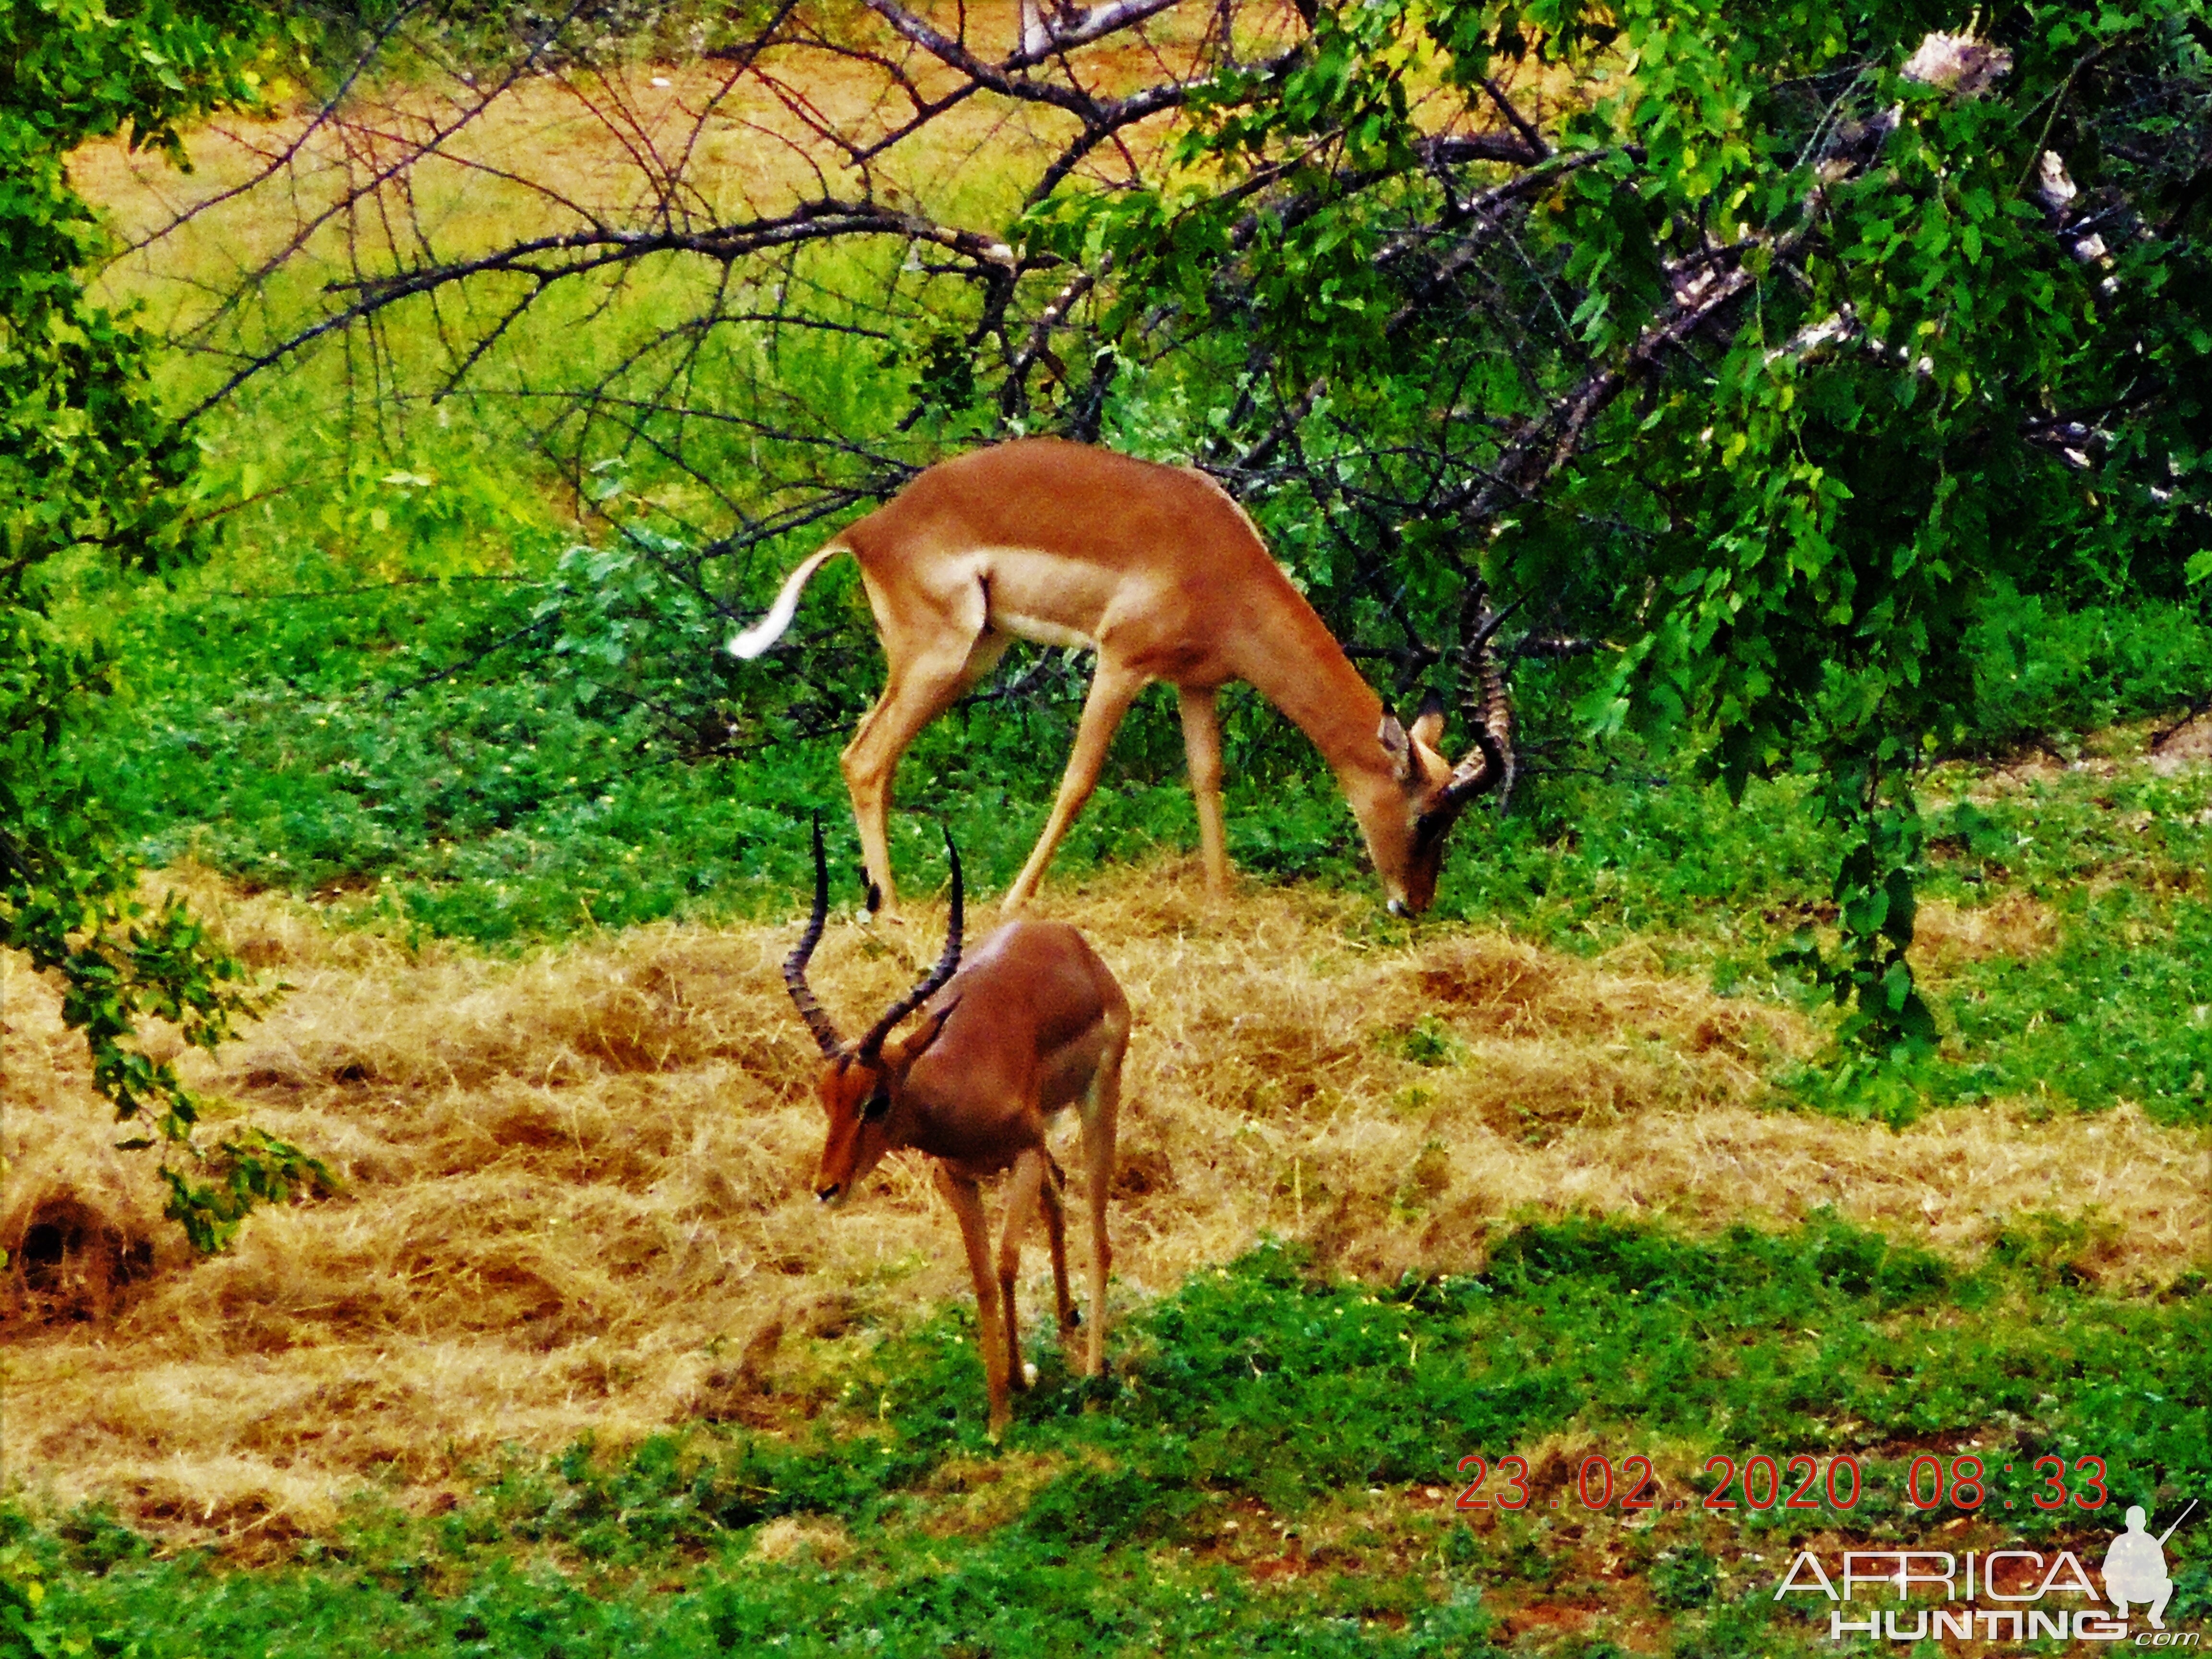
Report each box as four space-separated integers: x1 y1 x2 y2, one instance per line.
1047 0 2212 1060
2 0 278 573
0 0 325 1248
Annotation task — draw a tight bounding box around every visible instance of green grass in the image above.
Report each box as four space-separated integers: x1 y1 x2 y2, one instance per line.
8 1221 2207 1657
1909 769 2212 1125
1941 885 2212 1121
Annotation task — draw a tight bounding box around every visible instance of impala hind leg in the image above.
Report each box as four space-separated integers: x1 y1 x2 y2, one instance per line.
1177 684 1229 894
842 625 1009 919
934 1162 1015 1437
1039 1152 1079 1349
1003 659 1149 910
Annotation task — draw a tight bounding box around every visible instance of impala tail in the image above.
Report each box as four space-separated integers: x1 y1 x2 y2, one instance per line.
729 545 845 659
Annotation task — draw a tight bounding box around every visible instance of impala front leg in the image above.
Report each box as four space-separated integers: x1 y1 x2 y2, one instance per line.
1004 659 1149 910
933 1162 1014 1436
840 573 998 920
841 658 969 920
1177 684 1229 894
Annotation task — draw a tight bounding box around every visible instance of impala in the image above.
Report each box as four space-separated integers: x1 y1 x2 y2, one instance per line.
732 438 1512 919
780 818 1127 1436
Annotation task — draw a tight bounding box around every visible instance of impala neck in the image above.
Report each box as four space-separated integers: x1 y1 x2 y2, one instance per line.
1228 580 1396 803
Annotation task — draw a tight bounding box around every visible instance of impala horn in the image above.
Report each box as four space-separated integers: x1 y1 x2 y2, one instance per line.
856 827 964 1063
783 814 847 1059
1441 604 1516 809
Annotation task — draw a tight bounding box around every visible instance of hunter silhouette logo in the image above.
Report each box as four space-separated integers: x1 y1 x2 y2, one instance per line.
2107 1503 2195 1630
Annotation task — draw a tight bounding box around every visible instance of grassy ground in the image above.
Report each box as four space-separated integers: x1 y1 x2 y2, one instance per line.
5 847 2207 1652
6 1225 2207 1655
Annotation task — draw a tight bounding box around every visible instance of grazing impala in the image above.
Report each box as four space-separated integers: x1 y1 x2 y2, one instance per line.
731 439 1512 919
780 818 1127 1436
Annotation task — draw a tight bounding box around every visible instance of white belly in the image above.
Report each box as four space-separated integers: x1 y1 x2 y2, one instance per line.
994 610 1095 650
972 547 1107 650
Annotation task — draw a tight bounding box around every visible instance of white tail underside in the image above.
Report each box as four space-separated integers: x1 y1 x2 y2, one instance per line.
728 546 843 659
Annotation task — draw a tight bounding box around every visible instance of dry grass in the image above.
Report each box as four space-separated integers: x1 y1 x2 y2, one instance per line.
2152 708 2212 770
79 59 1064 264
4 858 2205 1544
1911 892 2061 975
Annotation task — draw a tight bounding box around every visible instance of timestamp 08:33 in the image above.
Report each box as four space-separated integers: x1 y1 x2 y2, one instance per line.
1452 1453 2113 1514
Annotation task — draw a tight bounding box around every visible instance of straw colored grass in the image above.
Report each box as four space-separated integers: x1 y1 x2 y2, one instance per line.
4 860 2205 1545
1911 893 2061 975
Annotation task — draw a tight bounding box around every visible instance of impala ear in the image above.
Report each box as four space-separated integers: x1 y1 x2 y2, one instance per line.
1408 693 1446 754
1378 713 1416 783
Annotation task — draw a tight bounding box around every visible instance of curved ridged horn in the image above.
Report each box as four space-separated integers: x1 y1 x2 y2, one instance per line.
783 815 846 1059
856 827 964 1062
1442 608 1516 808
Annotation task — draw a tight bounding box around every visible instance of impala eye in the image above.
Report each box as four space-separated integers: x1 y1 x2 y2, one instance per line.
862 1085 891 1123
